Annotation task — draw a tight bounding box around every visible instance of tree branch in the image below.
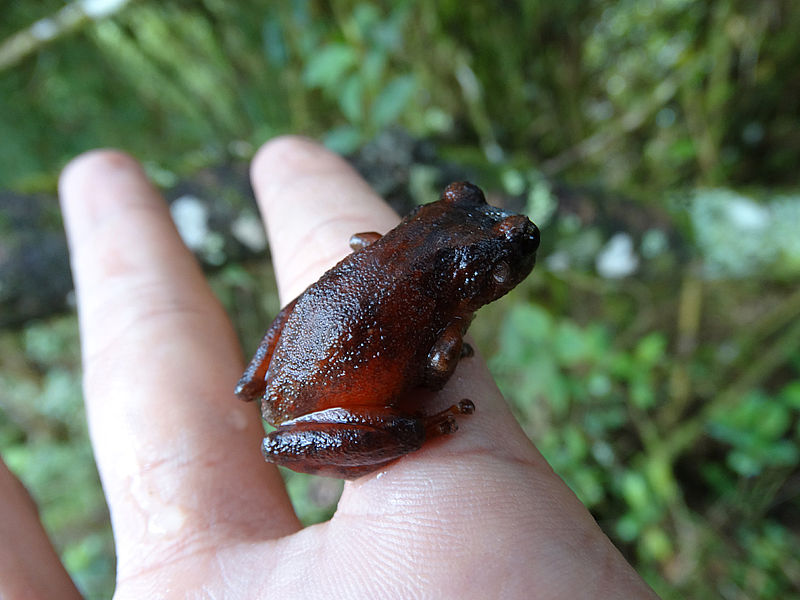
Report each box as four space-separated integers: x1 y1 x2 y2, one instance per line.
0 0 133 71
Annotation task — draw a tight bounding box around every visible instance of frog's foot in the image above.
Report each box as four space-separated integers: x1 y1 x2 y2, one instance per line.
422 399 475 438
349 231 382 251
261 402 474 479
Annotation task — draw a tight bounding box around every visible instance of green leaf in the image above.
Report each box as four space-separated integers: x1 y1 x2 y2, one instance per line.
728 450 761 477
634 332 666 366
571 467 605 506
351 3 381 38
339 74 364 123
645 456 677 502
370 75 416 128
621 471 650 512
587 372 612 397
323 125 363 154
554 320 590 366
754 401 791 439
630 375 656 410
616 514 640 542
563 423 588 460
362 50 388 88
642 526 673 561
262 19 288 66
303 44 358 89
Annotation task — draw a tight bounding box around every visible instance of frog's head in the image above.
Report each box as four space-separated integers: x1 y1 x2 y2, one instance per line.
438 182 540 309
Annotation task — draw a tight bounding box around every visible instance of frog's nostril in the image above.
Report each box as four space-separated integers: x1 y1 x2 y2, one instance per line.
496 214 529 238
527 222 541 250
530 223 541 248
497 216 540 252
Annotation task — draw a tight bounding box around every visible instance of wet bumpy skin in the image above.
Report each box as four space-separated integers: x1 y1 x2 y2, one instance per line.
236 182 540 478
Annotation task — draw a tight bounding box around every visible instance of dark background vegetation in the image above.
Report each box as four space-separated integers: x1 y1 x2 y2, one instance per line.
1 1 799 598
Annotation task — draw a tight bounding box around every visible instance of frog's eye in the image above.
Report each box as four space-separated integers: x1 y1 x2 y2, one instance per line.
441 181 486 205
492 261 510 284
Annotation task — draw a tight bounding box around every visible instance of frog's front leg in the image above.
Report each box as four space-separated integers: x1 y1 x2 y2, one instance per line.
425 317 472 390
349 231 382 251
235 297 298 402
262 401 475 479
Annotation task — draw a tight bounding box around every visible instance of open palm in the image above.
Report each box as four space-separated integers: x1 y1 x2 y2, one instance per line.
1 137 657 599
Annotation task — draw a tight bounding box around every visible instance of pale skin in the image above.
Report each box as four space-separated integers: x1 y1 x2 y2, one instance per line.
0 137 660 599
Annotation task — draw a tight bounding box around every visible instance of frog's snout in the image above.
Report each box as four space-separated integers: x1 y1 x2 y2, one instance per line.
526 220 541 252
496 215 540 253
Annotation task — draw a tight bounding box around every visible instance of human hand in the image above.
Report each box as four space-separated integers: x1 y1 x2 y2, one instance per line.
1 137 659 598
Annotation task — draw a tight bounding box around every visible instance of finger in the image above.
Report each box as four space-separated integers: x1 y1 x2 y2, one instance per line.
251 136 399 304
59 151 298 576
0 460 82 599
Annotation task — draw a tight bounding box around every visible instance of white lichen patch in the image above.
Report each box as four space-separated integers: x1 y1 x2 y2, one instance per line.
231 214 267 252
30 18 59 41
596 232 639 278
81 0 131 19
170 195 209 251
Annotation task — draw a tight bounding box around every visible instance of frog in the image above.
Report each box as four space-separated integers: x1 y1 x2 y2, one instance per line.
235 181 540 479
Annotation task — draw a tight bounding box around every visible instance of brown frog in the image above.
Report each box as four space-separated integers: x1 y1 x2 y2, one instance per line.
235 182 540 478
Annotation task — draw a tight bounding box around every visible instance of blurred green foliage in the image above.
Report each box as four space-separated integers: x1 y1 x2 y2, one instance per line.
0 318 114 598
486 292 800 597
1 1 800 599
3 0 800 191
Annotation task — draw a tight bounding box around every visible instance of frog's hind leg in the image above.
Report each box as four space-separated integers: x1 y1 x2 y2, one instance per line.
262 401 474 479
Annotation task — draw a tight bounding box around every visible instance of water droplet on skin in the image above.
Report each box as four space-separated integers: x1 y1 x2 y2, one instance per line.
226 408 248 431
147 505 188 536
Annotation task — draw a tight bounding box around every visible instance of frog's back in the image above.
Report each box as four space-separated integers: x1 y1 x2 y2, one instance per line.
262 242 443 424
260 183 540 424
